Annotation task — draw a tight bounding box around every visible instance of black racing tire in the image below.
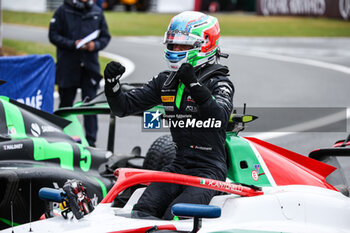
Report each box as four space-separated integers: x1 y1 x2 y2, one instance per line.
143 135 176 171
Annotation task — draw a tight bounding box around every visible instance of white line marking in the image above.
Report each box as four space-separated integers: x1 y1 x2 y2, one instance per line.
54 52 135 98
244 138 277 187
225 48 350 140
99 51 135 80
247 108 350 140
225 48 350 75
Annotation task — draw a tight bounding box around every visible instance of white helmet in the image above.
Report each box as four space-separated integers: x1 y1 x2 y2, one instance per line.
164 11 220 71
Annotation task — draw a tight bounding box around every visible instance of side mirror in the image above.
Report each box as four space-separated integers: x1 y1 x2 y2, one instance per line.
171 203 221 233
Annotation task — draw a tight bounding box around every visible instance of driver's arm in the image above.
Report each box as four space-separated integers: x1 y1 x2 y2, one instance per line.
177 63 234 123
198 76 234 122
106 74 165 117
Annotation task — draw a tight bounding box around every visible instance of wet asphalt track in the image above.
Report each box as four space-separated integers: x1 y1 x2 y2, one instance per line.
3 24 350 156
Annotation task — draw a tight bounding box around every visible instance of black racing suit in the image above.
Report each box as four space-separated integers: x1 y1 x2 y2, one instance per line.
106 64 234 219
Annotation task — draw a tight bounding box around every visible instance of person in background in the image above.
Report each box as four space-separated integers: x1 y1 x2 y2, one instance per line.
104 11 234 220
49 0 111 147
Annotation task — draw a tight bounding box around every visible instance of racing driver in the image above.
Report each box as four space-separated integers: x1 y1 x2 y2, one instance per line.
104 11 234 220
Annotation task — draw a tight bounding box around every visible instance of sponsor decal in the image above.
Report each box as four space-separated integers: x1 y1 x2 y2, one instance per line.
185 105 198 113
161 96 175 102
200 179 244 192
252 170 259 181
41 125 60 133
260 0 326 16
143 110 162 129
218 86 231 98
17 90 43 110
8 126 16 136
30 123 61 137
3 144 23 150
254 164 260 173
340 0 350 19
187 95 195 102
289 0 326 14
164 106 175 112
190 145 213 151
31 123 41 137
161 89 176 93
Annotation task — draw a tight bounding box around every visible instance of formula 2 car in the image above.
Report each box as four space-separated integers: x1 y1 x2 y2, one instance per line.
3 103 350 232
0 83 175 230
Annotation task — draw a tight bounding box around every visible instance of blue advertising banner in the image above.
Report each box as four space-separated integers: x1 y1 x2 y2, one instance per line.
0 54 56 113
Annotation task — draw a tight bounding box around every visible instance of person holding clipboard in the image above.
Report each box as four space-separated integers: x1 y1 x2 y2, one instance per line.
49 0 111 147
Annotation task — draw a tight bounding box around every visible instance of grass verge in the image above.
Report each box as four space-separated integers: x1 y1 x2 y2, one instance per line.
3 10 350 37
2 39 111 74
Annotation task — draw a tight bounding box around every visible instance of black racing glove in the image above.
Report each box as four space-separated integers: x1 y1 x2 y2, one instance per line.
104 61 125 97
176 63 198 87
176 63 211 105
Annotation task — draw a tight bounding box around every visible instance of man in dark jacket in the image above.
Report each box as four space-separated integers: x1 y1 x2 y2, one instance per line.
104 11 234 220
49 0 111 147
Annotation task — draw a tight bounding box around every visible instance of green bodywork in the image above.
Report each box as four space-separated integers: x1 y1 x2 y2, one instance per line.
0 96 109 208
1 94 269 188
226 132 271 187
91 176 108 197
0 97 92 172
61 113 89 146
33 138 75 170
0 218 19 228
1 93 269 198
1 96 27 139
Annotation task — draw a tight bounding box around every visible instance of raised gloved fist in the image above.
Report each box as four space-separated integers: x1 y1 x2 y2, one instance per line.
104 61 125 96
104 61 125 82
176 63 198 88
177 63 211 105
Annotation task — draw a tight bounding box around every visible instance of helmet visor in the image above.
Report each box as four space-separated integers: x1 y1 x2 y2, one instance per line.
163 30 203 48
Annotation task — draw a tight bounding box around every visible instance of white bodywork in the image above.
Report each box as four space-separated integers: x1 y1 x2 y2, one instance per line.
2 185 350 233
